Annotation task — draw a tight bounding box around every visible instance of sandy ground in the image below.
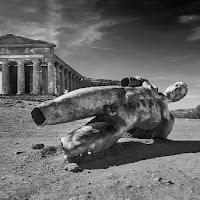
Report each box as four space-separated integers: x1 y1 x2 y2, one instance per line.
0 99 200 200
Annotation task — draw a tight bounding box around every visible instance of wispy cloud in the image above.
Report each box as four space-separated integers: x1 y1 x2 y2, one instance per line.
187 27 200 41
178 15 200 42
164 54 199 62
65 17 135 47
89 46 119 51
0 0 136 51
178 15 200 24
0 0 62 46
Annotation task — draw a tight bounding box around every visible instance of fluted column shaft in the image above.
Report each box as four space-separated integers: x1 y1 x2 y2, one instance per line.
56 65 60 95
32 59 41 94
1 59 9 94
81 80 85 88
73 75 77 90
71 74 74 90
69 72 73 91
76 77 79 89
79 79 82 88
80 79 84 88
17 60 25 95
60 66 65 94
65 69 70 91
47 58 56 94
78 78 81 88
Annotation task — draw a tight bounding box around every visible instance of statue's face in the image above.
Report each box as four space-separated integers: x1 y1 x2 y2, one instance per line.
164 82 188 102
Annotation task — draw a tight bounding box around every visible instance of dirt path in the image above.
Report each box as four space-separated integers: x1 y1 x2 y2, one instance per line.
0 99 200 200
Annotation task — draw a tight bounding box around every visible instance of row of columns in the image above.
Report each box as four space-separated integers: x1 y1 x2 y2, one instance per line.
62 67 88 93
54 63 89 95
1 58 90 95
1 59 42 95
46 58 90 95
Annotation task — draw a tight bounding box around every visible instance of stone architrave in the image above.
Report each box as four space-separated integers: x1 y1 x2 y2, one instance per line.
47 58 56 94
32 59 41 94
17 59 25 95
1 59 9 94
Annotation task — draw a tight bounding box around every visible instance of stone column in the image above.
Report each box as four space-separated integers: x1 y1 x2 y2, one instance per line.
1 59 9 95
56 65 61 95
17 59 25 95
60 66 65 94
72 75 74 90
69 72 73 91
76 77 79 89
80 79 84 88
47 58 56 94
80 79 82 88
65 69 70 92
32 59 41 95
73 75 77 90
81 80 85 88
79 78 82 88
79 78 81 88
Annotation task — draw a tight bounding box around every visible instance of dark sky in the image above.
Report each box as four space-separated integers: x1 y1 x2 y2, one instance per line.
0 0 200 109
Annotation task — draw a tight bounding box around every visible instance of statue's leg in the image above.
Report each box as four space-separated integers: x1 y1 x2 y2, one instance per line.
151 113 175 140
60 117 124 160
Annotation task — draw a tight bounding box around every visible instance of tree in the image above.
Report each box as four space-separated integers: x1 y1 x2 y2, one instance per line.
195 105 200 119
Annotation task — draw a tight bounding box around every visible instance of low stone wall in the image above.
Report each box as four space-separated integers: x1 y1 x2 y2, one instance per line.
82 77 120 87
0 94 55 102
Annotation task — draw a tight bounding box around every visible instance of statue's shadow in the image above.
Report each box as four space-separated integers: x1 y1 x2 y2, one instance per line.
75 139 200 169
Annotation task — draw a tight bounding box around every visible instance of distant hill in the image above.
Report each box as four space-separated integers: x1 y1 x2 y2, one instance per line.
170 108 199 119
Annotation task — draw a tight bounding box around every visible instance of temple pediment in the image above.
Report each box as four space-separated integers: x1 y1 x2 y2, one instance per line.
0 34 56 48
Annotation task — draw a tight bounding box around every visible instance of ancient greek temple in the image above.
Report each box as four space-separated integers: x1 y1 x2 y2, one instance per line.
0 34 90 95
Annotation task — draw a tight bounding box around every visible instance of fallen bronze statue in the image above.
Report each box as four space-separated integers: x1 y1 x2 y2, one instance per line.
31 76 188 161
